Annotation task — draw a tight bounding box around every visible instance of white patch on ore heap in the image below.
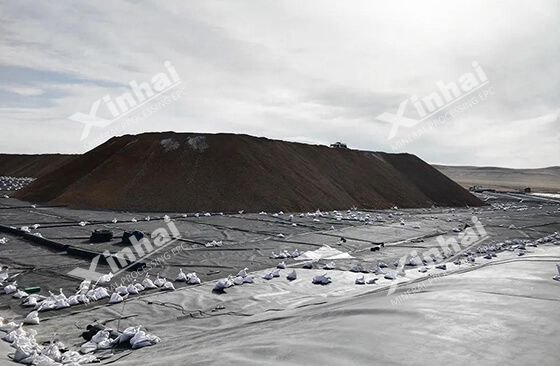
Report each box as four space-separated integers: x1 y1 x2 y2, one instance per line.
186 135 208 151
160 138 180 152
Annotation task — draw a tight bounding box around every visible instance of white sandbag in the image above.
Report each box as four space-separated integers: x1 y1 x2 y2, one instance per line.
41 342 61 362
60 351 80 363
302 261 313 269
3 324 25 342
78 279 91 293
242 276 254 284
97 273 113 284
205 239 222 247
384 271 397 280
153 274 166 287
54 298 70 309
554 263 560 281
97 338 114 349
130 330 160 349
350 263 364 273
36 299 56 312
186 272 201 285
77 294 90 305
91 330 110 344
134 283 145 292
13 344 36 363
161 281 175 291
127 284 139 295
108 293 123 304
12 328 37 349
116 326 140 344
67 295 80 306
33 354 60 366
175 269 188 282
142 277 157 289
287 270 297 281
0 269 8 282
0 317 18 333
355 275 365 285
61 350 96 364
213 278 233 291
11 338 32 352
80 341 97 354
23 311 40 325
84 288 95 300
232 276 244 285
5 281 17 294
13 289 29 299
90 329 114 349
115 285 128 296
54 288 67 301
407 257 419 266
312 274 331 285
236 268 248 278
91 287 109 300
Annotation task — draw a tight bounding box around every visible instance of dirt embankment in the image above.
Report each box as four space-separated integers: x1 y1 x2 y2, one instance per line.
15 132 483 212
0 154 77 178
434 165 560 192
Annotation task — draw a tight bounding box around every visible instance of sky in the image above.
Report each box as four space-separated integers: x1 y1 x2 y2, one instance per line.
0 0 558 168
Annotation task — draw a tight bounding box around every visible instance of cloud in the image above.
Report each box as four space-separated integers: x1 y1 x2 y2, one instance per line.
0 0 558 168
0 85 44 96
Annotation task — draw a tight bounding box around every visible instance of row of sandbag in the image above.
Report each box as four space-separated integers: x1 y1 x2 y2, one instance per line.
2 269 198 311
0 318 97 365
0 318 159 365
80 324 159 353
106 270 202 304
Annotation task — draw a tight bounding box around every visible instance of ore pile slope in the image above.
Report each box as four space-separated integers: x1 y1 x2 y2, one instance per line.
15 132 483 212
0 153 76 178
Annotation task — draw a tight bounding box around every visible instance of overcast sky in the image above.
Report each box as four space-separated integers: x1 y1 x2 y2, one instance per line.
0 0 558 168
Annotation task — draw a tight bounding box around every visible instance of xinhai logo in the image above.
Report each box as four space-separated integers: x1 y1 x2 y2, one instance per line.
67 219 180 281
377 61 489 140
387 215 488 296
70 61 181 140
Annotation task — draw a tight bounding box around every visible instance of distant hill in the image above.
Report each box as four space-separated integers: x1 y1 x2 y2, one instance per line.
14 132 482 212
434 165 560 193
0 153 77 178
